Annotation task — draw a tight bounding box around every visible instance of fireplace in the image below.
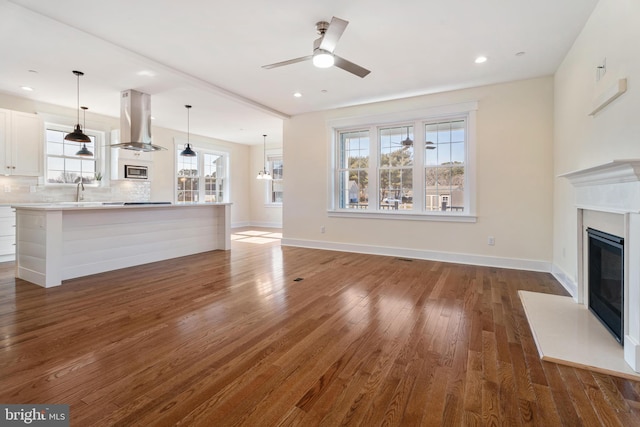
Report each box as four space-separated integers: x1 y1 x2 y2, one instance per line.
560 159 640 372
587 228 624 344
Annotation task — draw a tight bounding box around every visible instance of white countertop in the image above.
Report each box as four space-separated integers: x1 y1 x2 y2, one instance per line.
11 202 231 211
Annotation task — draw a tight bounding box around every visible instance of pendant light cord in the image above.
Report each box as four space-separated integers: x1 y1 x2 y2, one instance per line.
186 105 192 146
263 134 267 173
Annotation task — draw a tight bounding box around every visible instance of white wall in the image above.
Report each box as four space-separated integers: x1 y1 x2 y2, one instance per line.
283 77 554 270
553 0 640 291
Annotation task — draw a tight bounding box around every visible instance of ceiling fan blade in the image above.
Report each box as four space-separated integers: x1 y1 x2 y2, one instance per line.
334 55 371 78
262 55 312 69
319 16 348 52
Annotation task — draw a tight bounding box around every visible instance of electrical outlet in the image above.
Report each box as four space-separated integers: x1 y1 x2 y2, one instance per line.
4 185 10 193
320 226 325 234
30 185 37 193
488 236 495 246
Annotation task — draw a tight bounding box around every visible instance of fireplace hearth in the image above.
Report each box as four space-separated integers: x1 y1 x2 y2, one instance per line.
587 228 624 344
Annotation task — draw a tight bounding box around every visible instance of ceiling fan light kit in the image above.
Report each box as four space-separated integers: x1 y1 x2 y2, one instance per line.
312 50 334 68
262 16 370 78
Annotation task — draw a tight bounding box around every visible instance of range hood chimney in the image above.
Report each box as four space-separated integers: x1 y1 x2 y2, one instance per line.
111 89 166 152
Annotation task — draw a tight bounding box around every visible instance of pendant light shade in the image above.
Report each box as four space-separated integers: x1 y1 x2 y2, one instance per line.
65 71 91 143
256 134 272 180
180 105 197 157
75 106 94 156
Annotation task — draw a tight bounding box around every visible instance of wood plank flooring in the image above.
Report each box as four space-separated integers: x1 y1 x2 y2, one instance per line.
1 228 640 426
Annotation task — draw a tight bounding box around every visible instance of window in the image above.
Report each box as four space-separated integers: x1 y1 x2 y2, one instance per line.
45 125 98 184
338 130 369 209
268 155 283 204
379 125 413 210
331 102 476 220
425 119 466 212
176 147 228 203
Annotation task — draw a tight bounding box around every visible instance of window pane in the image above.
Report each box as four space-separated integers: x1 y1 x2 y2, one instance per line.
451 121 465 142
340 130 369 168
47 142 64 156
423 118 466 213
46 126 97 184
437 142 451 165
272 159 283 180
425 143 438 166
437 122 451 143
341 170 368 209
380 126 413 167
339 130 369 209
379 168 412 210
451 142 465 163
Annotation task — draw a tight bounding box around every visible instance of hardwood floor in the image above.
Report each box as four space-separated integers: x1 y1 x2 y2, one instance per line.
1 228 640 426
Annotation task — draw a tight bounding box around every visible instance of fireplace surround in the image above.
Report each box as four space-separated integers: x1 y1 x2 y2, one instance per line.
561 160 640 372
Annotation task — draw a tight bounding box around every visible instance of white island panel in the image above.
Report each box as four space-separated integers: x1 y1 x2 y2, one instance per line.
14 203 231 287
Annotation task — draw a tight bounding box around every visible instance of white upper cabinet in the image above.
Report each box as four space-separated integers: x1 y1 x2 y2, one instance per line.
0 108 43 176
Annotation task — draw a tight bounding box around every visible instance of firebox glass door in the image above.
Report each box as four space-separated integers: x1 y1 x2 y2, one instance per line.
587 228 624 344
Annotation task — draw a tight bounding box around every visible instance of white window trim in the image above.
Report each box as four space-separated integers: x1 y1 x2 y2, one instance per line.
327 101 477 222
264 148 283 207
173 138 230 203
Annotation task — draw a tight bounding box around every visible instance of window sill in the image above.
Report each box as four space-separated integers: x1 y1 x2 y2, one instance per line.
264 203 283 208
327 210 477 223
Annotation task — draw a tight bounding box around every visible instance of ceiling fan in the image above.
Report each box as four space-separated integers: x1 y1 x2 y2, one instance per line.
262 16 371 78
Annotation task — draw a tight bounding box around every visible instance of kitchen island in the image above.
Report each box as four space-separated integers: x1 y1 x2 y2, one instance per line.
12 202 231 287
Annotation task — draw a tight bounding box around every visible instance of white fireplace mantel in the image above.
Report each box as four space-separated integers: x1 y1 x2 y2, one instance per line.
562 159 640 372
560 159 640 213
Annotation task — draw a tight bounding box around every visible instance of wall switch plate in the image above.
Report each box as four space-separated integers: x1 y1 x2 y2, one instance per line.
488 236 495 246
30 185 37 193
320 226 325 234
4 185 10 193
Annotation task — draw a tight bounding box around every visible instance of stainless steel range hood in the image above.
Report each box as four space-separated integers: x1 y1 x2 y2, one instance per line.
111 89 166 152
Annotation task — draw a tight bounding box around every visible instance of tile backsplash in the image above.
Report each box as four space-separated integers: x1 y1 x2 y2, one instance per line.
0 176 151 204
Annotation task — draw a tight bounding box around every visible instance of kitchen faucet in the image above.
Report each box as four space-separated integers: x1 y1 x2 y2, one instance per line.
76 181 84 202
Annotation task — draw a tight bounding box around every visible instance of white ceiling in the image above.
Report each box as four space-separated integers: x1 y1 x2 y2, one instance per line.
0 0 598 145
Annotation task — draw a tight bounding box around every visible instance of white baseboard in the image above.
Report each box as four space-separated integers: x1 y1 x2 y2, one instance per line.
248 221 283 228
551 264 578 299
281 238 551 273
231 221 251 229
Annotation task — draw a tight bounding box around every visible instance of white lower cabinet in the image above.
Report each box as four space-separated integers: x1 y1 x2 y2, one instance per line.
0 206 16 261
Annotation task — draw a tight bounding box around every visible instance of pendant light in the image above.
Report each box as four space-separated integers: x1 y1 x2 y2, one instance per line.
75 106 94 156
65 70 91 143
180 105 196 157
256 134 272 180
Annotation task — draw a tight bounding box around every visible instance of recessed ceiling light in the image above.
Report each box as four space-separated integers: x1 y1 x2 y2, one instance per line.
293 92 302 98
474 56 488 64
137 70 156 77
21 86 33 91
321 89 328 93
